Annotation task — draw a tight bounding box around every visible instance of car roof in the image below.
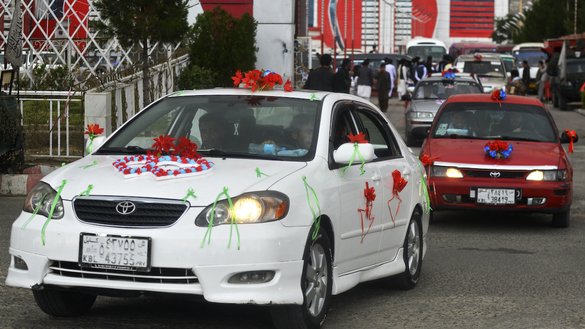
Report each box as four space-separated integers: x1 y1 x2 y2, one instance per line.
445 93 544 106
165 87 366 102
456 54 503 61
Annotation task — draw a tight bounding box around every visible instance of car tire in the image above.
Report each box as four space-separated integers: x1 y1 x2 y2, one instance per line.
32 287 96 317
390 210 423 290
271 229 333 329
552 209 570 228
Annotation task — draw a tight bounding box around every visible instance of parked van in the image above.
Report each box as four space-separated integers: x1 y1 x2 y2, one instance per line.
449 42 497 59
512 43 549 92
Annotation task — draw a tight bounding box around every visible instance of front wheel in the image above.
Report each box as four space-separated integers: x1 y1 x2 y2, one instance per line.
390 210 423 290
552 209 570 228
33 287 96 317
271 229 333 329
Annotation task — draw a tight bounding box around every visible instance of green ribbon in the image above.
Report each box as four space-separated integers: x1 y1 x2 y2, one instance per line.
182 187 197 202
341 143 366 175
417 162 432 214
309 93 318 101
200 187 240 250
256 167 268 178
21 193 48 229
79 184 93 196
86 136 95 154
302 176 321 240
79 160 98 169
41 180 67 246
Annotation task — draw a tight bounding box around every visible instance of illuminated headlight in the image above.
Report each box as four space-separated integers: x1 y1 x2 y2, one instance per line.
195 191 289 226
526 170 567 181
408 111 434 119
23 182 64 219
431 166 463 178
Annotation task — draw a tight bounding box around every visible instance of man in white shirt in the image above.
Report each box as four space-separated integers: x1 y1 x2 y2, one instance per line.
384 57 397 98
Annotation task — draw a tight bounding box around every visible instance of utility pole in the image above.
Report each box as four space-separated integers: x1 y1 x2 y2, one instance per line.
574 0 578 34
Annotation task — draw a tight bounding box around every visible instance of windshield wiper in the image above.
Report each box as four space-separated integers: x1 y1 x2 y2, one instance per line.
498 136 542 142
96 145 149 155
198 148 282 160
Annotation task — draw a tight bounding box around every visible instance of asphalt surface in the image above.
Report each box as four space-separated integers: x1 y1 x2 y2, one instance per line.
2 97 585 329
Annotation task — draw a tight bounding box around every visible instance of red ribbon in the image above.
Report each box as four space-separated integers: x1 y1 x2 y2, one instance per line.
347 132 368 143
358 182 376 243
565 129 577 154
387 170 408 227
420 153 438 166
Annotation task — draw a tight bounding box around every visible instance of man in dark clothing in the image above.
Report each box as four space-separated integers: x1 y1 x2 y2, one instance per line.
521 60 531 90
356 59 374 99
333 58 352 93
304 54 334 91
376 63 391 112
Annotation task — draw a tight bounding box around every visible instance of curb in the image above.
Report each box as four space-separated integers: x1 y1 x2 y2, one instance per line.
0 165 58 196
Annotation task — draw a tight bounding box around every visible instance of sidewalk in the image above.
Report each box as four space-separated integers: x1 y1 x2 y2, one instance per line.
0 164 59 196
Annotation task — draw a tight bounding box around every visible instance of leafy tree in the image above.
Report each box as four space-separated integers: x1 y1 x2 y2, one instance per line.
514 0 585 43
93 0 189 104
186 7 257 87
492 13 523 44
177 65 217 90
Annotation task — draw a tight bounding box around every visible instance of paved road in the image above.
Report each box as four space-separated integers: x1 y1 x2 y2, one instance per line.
2 97 585 329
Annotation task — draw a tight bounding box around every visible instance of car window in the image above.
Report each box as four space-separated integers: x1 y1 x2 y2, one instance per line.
331 105 357 149
98 95 321 160
414 80 483 99
432 102 557 142
353 107 401 158
462 61 505 78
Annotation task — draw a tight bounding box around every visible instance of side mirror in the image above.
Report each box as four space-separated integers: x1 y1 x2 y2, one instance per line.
560 131 579 144
333 143 375 164
85 136 107 155
401 94 412 101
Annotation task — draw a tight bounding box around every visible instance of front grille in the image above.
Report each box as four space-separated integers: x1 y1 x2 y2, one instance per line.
463 169 526 179
73 197 188 227
50 261 198 284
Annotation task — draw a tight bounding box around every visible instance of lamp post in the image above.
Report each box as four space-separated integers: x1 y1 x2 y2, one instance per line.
574 0 578 34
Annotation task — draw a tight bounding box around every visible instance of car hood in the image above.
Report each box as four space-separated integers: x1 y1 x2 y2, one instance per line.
410 99 444 113
43 155 307 205
426 139 561 167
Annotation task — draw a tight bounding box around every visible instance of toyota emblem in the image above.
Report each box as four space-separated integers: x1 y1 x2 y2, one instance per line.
489 171 501 178
116 201 136 215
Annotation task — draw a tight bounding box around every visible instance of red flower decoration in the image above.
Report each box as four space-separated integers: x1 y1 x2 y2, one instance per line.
152 135 176 156
420 153 438 166
392 170 408 195
364 182 376 202
175 137 201 159
232 70 243 87
474 54 482 61
565 129 577 154
284 79 293 92
486 140 509 152
85 123 104 138
347 132 368 144
235 69 286 92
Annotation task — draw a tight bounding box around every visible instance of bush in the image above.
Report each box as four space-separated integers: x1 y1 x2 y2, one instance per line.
0 96 24 173
177 65 217 90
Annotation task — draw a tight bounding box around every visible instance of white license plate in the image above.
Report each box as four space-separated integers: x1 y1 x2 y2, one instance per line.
476 188 516 205
79 234 150 271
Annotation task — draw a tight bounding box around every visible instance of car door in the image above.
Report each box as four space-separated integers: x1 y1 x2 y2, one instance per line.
353 105 415 260
329 103 385 274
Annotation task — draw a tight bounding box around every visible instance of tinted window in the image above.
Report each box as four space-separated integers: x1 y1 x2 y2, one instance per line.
413 80 483 99
354 108 401 158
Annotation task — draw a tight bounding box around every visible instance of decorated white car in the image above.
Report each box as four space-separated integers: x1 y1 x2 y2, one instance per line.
6 73 430 329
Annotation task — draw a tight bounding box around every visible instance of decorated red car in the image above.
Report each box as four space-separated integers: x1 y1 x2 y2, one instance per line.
420 91 578 227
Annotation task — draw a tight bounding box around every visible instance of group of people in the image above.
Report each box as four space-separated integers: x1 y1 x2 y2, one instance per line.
506 59 552 102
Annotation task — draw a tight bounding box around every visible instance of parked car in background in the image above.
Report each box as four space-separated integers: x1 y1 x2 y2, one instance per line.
558 57 585 111
6 87 429 329
420 94 577 227
404 76 483 146
453 53 508 93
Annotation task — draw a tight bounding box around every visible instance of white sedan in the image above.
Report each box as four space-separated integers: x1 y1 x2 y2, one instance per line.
6 88 429 329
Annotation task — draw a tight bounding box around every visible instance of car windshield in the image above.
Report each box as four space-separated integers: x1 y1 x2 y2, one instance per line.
432 102 557 142
462 61 505 78
513 50 547 67
96 94 321 161
501 58 514 72
407 46 446 62
567 60 585 77
413 80 483 100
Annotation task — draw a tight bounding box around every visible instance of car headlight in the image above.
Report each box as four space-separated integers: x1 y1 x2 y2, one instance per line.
431 166 463 178
23 182 64 219
195 191 289 227
526 170 567 181
408 111 434 119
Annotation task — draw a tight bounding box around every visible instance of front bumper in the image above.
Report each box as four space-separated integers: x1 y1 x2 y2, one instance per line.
6 203 307 305
428 176 572 212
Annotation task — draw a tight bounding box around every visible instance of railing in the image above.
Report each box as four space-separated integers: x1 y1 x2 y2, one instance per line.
18 90 84 159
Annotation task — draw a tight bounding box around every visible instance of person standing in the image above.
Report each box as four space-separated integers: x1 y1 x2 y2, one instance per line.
376 63 391 112
333 58 352 93
303 54 334 91
521 60 531 91
356 59 374 99
506 69 527 96
413 57 428 84
424 56 434 77
396 58 410 100
384 57 397 99
536 60 548 102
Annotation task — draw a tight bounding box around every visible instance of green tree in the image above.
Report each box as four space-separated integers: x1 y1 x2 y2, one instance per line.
492 13 523 44
186 7 257 87
514 0 585 43
93 0 189 104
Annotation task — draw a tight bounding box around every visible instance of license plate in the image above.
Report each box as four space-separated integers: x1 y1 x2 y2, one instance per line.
476 188 516 205
79 234 151 271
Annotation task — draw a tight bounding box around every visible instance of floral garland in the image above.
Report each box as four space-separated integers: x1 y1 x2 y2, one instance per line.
441 68 457 79
484 140 513 159
491 88 506 101
232 69 293 92
112 135 213 179
474 54 483 61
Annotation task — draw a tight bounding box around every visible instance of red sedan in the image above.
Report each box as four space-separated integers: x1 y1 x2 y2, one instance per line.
420 93 578 227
